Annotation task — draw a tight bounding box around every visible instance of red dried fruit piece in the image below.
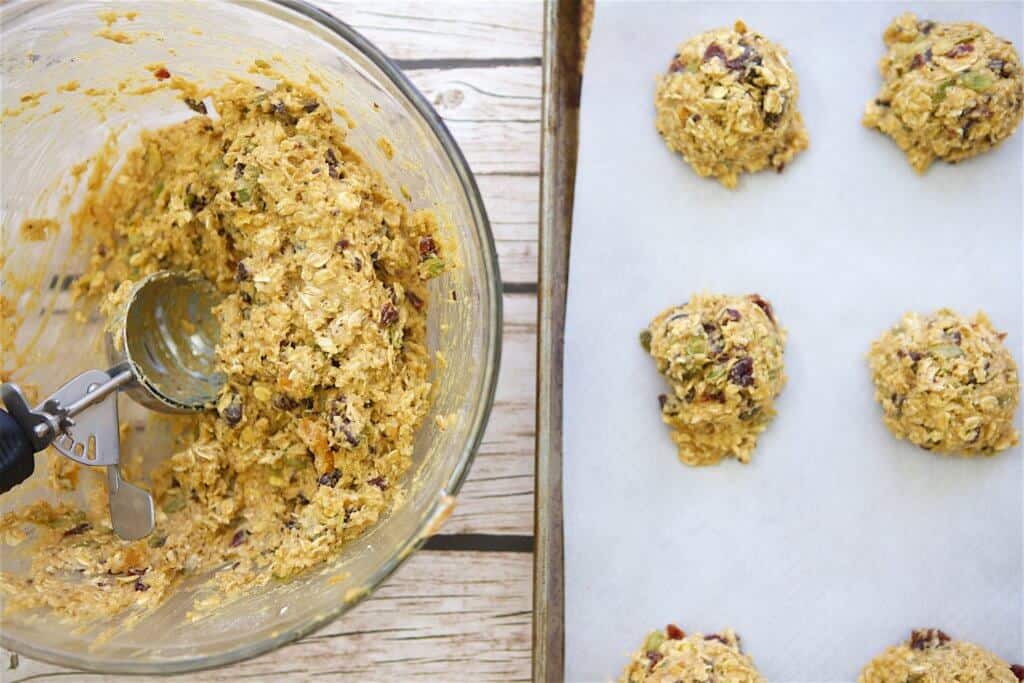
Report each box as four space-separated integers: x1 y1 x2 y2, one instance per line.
63 522 91 537
134 579 149 592
910 49 932 69
658 394 668 409
724 308 741 321
945 43 974 58
666 624 685 640
419 236 438 258
728 356 755 387
334 239 350 254
668 54 687 73
703 43 727 63
318 469 342 487
910 628 950 650
153 67 171 80
405 291 424 311
705 634 727 644
223 402 243 426
230 530 248 547
646 651 663 671
368 476 388 490
749 294 775 323
1010 664 1024 681
380 302 399 327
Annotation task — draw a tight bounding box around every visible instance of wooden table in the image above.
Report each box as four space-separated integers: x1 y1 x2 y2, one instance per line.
3 2 542 680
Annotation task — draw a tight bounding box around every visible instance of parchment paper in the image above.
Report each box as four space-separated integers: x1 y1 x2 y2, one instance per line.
563 2 1024 681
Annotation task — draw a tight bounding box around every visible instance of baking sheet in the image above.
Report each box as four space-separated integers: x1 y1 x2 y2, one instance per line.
563 2 1023 680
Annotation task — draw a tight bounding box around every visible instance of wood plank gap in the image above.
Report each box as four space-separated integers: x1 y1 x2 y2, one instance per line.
396 57 542 70
423 534 533 553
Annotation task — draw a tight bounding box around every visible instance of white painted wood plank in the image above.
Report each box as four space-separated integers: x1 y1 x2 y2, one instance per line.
3 551 533 683
446 292 536 535
317 1 543 62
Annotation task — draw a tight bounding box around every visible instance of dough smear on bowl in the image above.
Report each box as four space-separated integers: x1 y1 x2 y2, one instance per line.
654 20 809 188
858 628 1024 683
642 293 785 466
868 308 1020 455
0 79 447 621
620 623 765 683
863 12 1024 172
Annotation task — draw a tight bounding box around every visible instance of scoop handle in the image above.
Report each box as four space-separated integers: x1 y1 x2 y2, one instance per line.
0 409 35 494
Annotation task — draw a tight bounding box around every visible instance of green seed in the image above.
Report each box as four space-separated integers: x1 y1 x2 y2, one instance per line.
644 631 666 652
639 329 652 352
960 70 994 92
930 344 965 359
162 497 186 514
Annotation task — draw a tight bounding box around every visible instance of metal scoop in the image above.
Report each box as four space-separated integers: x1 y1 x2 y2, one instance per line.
0 271 224 539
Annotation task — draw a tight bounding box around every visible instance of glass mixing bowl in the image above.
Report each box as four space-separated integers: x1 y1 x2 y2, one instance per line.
0 0 501 673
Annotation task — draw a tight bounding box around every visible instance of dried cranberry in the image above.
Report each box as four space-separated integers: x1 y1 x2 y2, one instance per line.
908 350 923 362
703 43 727 63
235 260 250 281
272 394 297 410
668 54 686 73
406 291 424 310
658 394 668 409
705 634 727 643
234 162 246 179
368 476 388 490
945 43 974 58
230 529 248 547
990 58 1010 77
318 469 342 487
724 308 741 321
646 651 663 671
725 46 753 71
910 49 932 69
728 357 755 387
325 148 340 179
666 624 685 640
134 579 149 592
183 97 207 115
303 101 319 113
1010 664 1024 681
948 330 962 345
63 522 91 537
223 402 243 426
418 236 438 259
910 628 950 650
380 302 399 327
702 390 726 403
750 295 774 323
153 67 171 80
918 20 936 35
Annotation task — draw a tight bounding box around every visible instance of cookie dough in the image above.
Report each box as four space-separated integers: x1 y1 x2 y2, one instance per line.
868 309 1020 455
0 79 445 620
863 12 1024 172
654 20 809 188
858 629 1023 683
621 624 765 683
642 293 786 466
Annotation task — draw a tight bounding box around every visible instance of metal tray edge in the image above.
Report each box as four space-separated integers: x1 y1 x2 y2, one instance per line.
534 0 585 680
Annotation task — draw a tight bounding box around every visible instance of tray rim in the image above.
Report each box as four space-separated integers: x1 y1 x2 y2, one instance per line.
534 0 584 680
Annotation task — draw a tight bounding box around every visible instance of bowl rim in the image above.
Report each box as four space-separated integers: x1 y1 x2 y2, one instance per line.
0 0 503 674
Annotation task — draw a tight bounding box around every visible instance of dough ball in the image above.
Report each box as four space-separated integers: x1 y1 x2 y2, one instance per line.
654 20 809 188
642 293 786 466
868 308 1020 455
858 629 1023 683
863 12 1024 172
621 624 765 683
